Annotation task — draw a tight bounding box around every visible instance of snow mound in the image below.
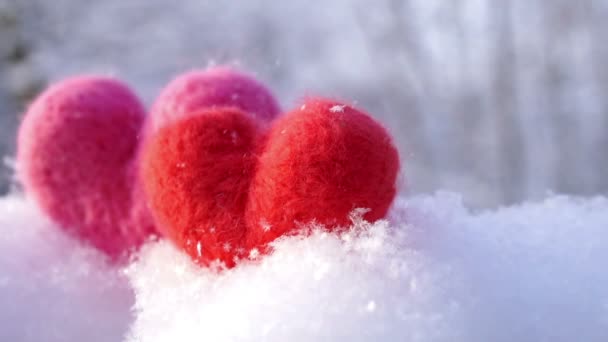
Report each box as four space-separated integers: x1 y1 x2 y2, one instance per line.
1 192 608 341
0 195 134 342
127 192 608 342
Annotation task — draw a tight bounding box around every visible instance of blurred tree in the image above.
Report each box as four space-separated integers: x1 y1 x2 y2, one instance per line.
490 0 524 203
0 0 44 194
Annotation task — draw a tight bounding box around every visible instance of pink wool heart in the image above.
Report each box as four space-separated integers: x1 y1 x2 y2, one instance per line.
17 67 282 259
17 76 157 259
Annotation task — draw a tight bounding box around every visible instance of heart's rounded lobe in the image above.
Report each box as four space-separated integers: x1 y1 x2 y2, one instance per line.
246 98 400 248
141 108 260 267
17 76 156 258
149 66 280 132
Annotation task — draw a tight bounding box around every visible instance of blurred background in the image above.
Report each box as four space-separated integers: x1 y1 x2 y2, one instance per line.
0 0 606 208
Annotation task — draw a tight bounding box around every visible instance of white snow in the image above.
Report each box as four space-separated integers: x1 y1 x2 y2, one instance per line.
329 104 346 113
2 192 608 341
0 195 134 342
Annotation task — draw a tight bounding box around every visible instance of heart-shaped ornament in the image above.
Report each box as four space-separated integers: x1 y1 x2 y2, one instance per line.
141 98 400 267
17 67 280 260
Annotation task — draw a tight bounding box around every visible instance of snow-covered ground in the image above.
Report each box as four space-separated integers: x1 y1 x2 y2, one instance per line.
0 195 133 342
2 192 607 341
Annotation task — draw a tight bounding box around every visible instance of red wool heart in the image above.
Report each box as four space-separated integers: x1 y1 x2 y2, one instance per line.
141 98 400 267
17 76 157 258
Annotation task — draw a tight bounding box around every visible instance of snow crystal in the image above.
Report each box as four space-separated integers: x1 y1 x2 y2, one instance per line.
329 104 346 113
2 192 608 341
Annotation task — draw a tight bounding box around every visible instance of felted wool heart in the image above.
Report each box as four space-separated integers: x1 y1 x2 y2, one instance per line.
141 98 400 267
17 76 157 259
149 66 280 132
